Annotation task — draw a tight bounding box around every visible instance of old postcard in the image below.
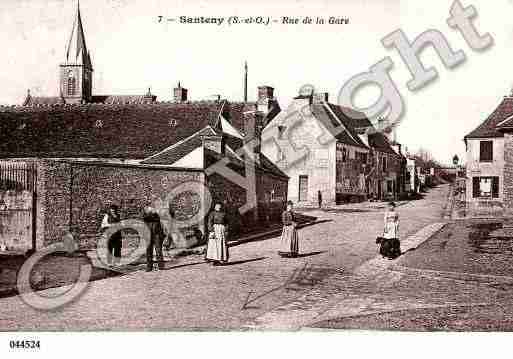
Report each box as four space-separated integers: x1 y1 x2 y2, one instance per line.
0 0 511 356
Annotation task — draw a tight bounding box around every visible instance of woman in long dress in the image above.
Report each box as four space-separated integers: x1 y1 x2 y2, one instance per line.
278 201 299 258
383 201 401 257
205 203 229 266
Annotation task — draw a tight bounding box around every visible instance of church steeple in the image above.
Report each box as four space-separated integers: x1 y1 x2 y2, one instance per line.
60 1 93 104
65 0 92 69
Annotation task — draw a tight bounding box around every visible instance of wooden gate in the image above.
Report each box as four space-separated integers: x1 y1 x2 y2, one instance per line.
0 161 37 252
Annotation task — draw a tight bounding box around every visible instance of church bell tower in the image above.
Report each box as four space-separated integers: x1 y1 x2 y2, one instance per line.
60 1 93 104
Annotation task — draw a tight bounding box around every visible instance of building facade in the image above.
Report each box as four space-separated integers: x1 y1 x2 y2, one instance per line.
0 3 287 252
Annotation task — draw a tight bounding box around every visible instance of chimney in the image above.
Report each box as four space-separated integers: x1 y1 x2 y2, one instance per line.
257 85 274 114
243 108 263 164
313 91 329 103
210 94 222 102
173 82 188 102
202 134 225 154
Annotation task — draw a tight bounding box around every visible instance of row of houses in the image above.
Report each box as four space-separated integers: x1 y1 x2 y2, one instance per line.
261 90 414 207
0 2 418 252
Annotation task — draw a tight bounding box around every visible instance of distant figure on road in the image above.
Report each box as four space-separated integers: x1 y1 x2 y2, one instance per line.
205 202 229 266
101 203 122 266
317 190 322 209
143 206 165 272
378 201 401 259
278 201 299 258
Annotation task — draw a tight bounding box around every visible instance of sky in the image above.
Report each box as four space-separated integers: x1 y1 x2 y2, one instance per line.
0 0 512 165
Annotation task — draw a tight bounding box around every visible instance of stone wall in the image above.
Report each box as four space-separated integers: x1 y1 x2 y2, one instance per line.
40 160 204 248
503 133 513 216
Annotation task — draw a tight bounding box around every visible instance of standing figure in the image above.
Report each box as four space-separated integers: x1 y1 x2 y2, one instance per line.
379 201 401 259
205 203 229 266
278 201 299 258
143 206 165 272
317 190 322 209
101 204 122 266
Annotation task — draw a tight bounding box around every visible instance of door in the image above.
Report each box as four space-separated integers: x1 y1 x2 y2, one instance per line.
0 161 37 252
298 175 308 202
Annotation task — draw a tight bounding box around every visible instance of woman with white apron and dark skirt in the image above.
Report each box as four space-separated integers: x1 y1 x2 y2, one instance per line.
205 203 229 266
278 201 299 257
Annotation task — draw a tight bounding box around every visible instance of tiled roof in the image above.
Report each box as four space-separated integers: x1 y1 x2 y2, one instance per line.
23 96 64 106
226 101 281 135
141 127 216 165
314 103 369 149
91 95 156 104
0 102 224 159
368 132 398 155
331 105 373 131
465 97 513 139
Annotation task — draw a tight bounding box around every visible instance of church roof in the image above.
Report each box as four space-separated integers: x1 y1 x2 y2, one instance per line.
64 2 92 69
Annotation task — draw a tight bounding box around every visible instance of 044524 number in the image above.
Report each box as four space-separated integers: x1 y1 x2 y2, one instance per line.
9 340 40 350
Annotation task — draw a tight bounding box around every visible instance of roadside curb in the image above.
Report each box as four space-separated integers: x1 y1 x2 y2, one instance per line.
245 221 447 330
389 265 513 285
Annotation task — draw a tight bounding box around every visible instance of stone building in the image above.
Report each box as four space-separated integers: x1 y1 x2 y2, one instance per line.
0 3 287 252
261 89 371 206
464 93 513 217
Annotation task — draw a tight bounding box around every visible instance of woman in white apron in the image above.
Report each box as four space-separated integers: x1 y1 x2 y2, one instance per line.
278 201 299 257
205 203 229 266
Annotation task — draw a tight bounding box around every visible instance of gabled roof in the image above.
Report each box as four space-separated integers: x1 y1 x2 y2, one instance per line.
464 97 513 139
368 132 398 156
0 102 223 159
226 101 281 135
332 105 373 133
141 126 216 165
315 103 369 149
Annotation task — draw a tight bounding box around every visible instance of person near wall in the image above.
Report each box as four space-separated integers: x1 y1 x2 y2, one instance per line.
317 190 322 209
100 204 122 266
205 202 229 266
143 206 165 272
278 201 299 258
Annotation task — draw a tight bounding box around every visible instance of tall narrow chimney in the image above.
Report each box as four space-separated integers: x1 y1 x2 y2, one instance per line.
244 61 248 102
257 85 274 114
173 82 188 102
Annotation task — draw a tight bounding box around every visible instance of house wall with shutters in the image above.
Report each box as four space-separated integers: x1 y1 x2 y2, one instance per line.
261 98 339 206
465 137 504 217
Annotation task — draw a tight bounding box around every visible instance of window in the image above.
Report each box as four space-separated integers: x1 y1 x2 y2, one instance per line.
479 141 493 162
472 176 499 198
278 125 286 139
298 175 308 202
342 148 347 163
67 70 76 96
387 180 394 193
382 156 387 172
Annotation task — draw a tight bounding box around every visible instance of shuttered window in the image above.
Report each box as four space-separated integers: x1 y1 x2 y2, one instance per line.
479 141 493 162
492 177 499 198
473 176 500 198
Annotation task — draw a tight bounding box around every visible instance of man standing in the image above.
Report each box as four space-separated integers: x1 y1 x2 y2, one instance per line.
101 204 122 266
143 206 165 272
317 190 322 209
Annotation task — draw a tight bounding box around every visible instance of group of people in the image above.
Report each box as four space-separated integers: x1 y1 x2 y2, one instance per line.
100 204 167 272
99 198 402 271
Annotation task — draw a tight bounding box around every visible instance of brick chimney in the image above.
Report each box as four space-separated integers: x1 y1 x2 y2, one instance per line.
243 106 263 164
202 134 225 154
173 82 188 102
257 85 274 114
313 92 329 103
